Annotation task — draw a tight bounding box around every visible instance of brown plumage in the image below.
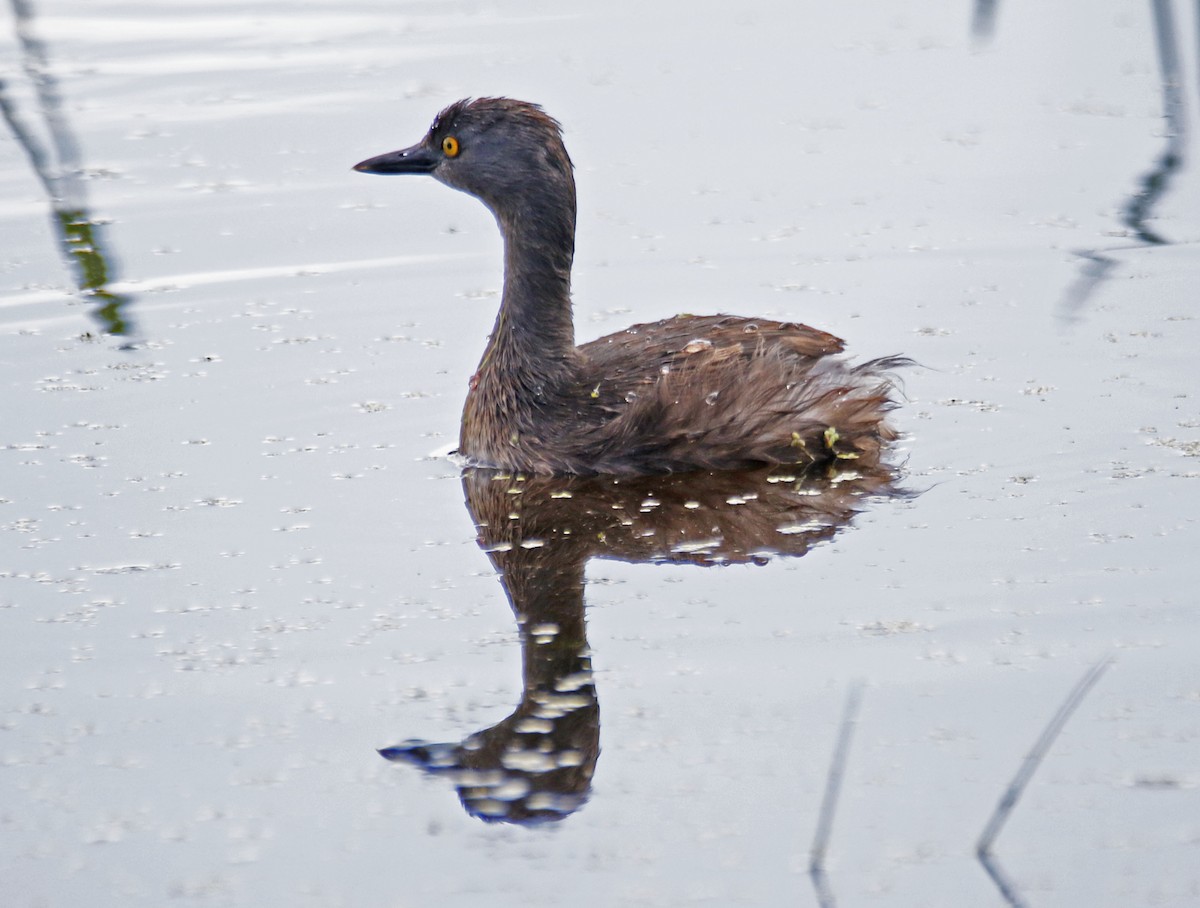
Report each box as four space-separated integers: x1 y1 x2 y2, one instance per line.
355 97 908 476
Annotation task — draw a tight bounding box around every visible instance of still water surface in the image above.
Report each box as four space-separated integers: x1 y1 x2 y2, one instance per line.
2 1 1198 905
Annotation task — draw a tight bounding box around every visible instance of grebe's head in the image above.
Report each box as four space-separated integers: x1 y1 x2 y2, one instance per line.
354 97 574 218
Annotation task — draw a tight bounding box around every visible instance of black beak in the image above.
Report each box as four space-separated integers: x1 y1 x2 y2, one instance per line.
353 142 437 175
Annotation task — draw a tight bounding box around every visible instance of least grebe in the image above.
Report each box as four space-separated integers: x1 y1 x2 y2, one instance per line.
355 97 906 476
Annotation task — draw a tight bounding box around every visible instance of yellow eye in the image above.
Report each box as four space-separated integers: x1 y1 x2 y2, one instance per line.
442 135 460 157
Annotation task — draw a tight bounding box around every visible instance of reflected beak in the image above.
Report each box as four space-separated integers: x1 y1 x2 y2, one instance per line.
353 142 437 175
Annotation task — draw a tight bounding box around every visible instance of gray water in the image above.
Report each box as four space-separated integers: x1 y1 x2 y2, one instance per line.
2 1 1198 905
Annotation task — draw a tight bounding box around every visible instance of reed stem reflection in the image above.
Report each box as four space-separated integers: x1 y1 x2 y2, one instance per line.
1060 0 1193 316
2 0 134 336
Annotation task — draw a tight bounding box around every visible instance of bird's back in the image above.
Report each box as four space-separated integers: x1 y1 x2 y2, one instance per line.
561 314 905 475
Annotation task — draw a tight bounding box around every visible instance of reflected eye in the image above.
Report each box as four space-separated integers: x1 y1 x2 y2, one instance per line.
442 135 460 157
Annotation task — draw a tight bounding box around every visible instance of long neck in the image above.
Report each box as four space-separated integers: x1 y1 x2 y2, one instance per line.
478 180 578 382
461 169 582 468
